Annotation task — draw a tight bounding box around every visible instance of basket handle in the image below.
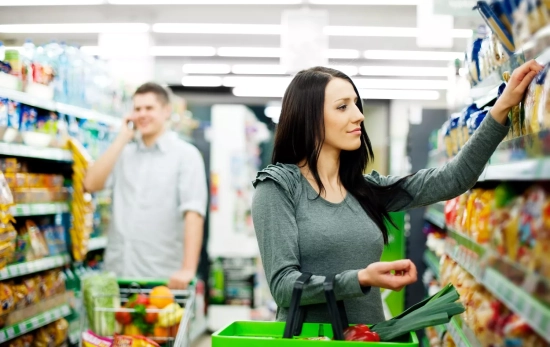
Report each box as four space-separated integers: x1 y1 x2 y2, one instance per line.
283 272 313 339
323 274 348 341
282 273 350 340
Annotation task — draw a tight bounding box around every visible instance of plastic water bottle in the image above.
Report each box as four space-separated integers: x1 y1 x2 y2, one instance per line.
21 39 36 84
0 41 5 62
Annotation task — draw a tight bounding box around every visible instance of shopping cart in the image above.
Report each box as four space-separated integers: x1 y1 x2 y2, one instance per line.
81 278 196 347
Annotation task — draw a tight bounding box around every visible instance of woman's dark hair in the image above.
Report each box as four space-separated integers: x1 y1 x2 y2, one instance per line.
272 66 409 244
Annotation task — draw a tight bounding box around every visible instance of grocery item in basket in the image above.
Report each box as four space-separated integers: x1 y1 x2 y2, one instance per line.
149 286 174 309
370 284 464 341
82 330 114 347
343 324 380 342
112 334 160 347
157 303 184 328
83 272 121 337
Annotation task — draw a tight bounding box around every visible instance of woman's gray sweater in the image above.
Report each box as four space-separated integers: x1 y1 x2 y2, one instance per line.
251 115 509 324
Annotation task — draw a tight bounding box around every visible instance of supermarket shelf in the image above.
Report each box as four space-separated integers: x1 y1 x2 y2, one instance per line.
447 316 482 347
424 205 445 229
0 304 71 343
435 324 447 339
88 236 108 252
446 231 550 343
0 87 119 126
423 250 441 280
11 202 70 217
0 142 72 162
478 158 550 181
0 254 70 280
484 268 550 342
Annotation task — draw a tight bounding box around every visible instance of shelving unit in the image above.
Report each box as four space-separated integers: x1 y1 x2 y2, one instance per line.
0 87 119 127
424 204 445 229
0 142 72 162
0 255 70 280
0 304 71 343
423 250 441 281
11 202 70 217
446 316 483 347
87 236 108 252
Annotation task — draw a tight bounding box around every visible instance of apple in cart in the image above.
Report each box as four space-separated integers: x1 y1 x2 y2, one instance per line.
127 294 150 308
115 310 133 325
145 305 159 324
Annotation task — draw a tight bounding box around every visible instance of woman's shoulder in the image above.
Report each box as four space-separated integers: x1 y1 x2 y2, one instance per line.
253 163 302 198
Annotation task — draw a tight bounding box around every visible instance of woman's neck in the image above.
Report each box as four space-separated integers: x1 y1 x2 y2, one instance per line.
300 145 341 185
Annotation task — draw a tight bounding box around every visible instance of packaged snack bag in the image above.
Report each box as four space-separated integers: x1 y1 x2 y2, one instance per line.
538 64 550 129
34 326 54 347
517 186 546 270
19 106 37 132
454 192 470 232
468 110 488 138
462 189 483 236
0 282 14 317
7 100 20 130
0 98 8 127
82 330 114 347
25 220 49 259
524 65 548 134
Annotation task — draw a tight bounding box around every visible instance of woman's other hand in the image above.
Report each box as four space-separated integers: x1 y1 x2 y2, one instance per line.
358 259 417 291
491 60 545 123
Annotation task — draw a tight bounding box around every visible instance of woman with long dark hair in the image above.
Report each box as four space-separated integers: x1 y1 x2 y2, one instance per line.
251 61 543 324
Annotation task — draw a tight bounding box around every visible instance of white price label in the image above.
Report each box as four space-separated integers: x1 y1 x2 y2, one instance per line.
30 317 39 326
61 306 70 315
5 327 15 339
22 205 30 215
18 323 26 333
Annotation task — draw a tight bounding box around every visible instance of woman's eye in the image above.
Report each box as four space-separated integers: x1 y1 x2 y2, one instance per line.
337 104 347 111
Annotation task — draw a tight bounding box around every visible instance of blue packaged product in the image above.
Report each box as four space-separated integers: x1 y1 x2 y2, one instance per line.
469 109 489 135
459 104 480 146
20 105 37 132
492 0 513 32
450 113 461 154
475 1 516 54
7 100 20 129
0 98 7 127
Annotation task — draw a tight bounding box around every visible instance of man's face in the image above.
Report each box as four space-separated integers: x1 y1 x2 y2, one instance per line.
132 92 171 137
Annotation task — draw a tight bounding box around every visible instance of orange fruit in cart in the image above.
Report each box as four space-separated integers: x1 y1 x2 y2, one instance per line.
152 326 170 342
149 286 175 309
170 324 180 337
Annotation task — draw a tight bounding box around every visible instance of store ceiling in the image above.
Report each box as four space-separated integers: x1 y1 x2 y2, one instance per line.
0 2 484 103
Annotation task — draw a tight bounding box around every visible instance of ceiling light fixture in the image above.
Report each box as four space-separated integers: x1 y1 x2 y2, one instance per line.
151 46 216 56
152 23 280 35
0 0 104 5
0 23 150 33
352 78 449 90
359 66 449 77
231 64 287 74
308 0 419 4
233 86 441 100
358 89 440 100
223 76 292 87
181 76 223 87
364 50 463 61
182 64 231 74
217 47 360 59
109 0 300 4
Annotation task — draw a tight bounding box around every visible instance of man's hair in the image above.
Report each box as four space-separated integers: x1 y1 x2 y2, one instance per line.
134 82 170 105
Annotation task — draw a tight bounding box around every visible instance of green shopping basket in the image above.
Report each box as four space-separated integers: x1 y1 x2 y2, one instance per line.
212 274 419 346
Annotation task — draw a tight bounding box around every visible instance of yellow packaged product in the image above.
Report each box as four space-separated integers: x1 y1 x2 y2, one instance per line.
3 158 18 173
473 190 495 244
49 318 69 345
503 197 525 262
25 220 49 259
8 334 34 347
34 326 54 347
0 282 14 317
462 189 483 236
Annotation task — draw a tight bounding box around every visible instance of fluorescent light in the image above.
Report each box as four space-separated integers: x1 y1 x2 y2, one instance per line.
326 26 418 37
328 65 358 76
150 46 216 56
232 64 287 74
81 45 216 56
0 0 104 5
182 64 231 74
0 23 150 33
110 0 300 3
328 49 360 59
452 29 473 38
223 76 291 87
308 0 419 4
233 86 285 98
352 78 448 90
218 47 281 58
217 47 359 59
264 105 282 123
364 50 463 61
358 89 440 100
359 66 449 77
153 23 280 35
234 86 440 100
182 76 223 87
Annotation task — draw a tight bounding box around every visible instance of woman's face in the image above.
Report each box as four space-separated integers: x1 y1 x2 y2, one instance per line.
323 77 365 152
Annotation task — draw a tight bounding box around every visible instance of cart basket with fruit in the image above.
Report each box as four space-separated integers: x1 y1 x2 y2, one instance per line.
81 278 195 347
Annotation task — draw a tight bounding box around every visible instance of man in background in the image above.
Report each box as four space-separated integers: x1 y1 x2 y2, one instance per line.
84 82 207 289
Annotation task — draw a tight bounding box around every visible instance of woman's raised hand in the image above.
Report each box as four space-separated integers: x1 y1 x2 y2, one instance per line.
358 259 417 291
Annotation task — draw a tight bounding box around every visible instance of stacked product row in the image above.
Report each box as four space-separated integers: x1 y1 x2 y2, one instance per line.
0 40 132 116
4 318 69 347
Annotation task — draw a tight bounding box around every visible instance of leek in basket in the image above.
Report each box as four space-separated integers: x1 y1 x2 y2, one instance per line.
370 283 465 341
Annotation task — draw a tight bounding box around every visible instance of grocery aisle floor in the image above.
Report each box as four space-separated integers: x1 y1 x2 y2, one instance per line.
192 334 212 347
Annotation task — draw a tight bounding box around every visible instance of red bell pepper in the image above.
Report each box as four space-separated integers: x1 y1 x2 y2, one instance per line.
344 324 380 342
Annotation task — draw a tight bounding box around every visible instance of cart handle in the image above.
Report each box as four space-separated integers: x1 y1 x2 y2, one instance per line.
116 278 197 287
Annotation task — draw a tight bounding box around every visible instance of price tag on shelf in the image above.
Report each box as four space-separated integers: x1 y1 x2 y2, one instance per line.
61 306 70 316
0 332 5 343
5 327 15 339
30 317 39 326
18 323 27 334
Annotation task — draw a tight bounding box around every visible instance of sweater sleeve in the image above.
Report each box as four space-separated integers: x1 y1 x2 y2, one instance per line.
366 113 510 212
252 177 368 308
